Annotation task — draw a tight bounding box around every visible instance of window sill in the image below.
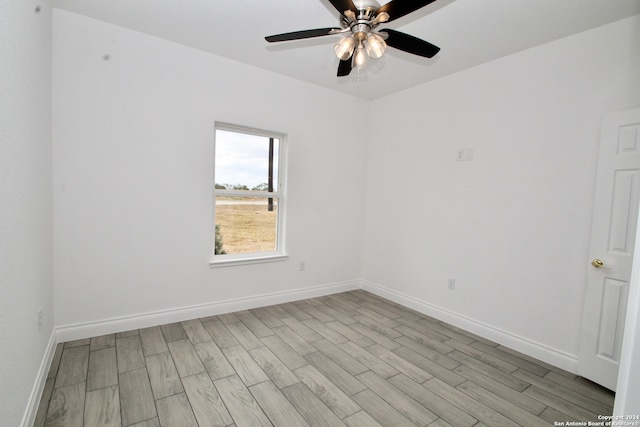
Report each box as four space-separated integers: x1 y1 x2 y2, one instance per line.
209 254 289 268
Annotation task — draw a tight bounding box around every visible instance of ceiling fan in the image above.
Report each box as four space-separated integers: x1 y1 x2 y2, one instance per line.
265 0 441 77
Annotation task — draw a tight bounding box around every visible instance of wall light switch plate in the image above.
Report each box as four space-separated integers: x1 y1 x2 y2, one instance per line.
456 149 474 161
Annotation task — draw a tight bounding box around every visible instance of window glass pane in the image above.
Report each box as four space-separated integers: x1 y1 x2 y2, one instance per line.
215 129 279 192
215 197 278 255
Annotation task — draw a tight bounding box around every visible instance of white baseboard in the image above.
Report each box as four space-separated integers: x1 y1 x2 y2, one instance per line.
21 330 58 427
25 277 579 427
361 280 579 373
23 280 358 426
56 280 360 342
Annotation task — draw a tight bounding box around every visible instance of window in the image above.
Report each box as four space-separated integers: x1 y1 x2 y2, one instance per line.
211 123 286 265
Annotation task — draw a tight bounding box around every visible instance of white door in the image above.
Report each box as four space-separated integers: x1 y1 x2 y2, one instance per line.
578 107 640 391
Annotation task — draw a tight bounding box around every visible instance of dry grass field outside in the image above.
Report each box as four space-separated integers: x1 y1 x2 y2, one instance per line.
215 197 277 254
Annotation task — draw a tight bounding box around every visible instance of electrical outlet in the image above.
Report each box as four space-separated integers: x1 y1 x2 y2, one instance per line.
299 261 306 272
448 278 456 290
38 308 43 331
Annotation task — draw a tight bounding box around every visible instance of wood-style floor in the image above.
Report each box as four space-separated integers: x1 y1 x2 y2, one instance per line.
34 290 614 427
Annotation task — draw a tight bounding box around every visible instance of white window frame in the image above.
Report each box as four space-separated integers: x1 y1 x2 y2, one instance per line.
210 122 287 267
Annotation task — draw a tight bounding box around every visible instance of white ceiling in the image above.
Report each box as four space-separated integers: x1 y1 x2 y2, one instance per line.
52 0 640 100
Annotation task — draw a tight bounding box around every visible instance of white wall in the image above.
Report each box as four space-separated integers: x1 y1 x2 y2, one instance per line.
0 0 54 425
52 10 368 331
363 15 640 368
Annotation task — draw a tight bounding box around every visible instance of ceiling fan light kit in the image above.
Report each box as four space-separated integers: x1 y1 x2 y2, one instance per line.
334 35 356 60
365 33 387 59
265 0 441 77
333 1 388 66
355 42 367 67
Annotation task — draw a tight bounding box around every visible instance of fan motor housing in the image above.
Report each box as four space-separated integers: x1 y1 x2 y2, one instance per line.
353 0 381 9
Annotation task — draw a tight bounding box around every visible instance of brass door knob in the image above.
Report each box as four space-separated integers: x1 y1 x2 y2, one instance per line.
591 259 609 269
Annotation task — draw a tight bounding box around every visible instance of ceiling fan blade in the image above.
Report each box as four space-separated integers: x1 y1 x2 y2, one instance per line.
376 0 437 23
327 0 358 16
265 27 341 43
379 29 440 58
337 58 353 76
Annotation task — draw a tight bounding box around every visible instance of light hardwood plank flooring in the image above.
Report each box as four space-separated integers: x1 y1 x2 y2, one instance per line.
36 290 614 427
